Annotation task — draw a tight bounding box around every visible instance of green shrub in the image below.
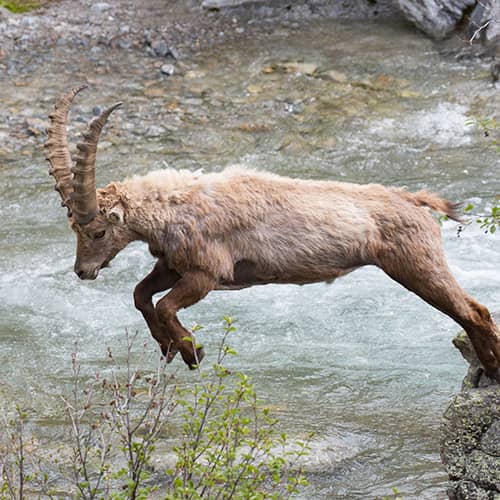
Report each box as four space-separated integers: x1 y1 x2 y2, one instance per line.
0 1 40 13
0 320 310 499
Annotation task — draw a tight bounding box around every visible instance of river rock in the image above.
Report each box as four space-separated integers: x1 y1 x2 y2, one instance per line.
90 2 112 13
486 0 500 43
151 38 169 57
0 5 11 20
440 313 500 499
160 63 175 76
396 0 476 39
466 0 500 44
202 0 265 8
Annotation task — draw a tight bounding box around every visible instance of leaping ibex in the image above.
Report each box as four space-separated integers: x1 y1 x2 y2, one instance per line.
45 85 500 378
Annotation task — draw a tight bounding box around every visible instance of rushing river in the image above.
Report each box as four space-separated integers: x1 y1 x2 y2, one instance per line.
1 15 499 499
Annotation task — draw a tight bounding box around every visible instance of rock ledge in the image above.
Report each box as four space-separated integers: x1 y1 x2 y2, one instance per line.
441 317 500 500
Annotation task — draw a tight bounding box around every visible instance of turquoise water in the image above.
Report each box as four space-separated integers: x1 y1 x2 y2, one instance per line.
0 17 499 498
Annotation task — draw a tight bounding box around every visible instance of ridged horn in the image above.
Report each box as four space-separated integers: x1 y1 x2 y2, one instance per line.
70 102 122 225
44 84 88 216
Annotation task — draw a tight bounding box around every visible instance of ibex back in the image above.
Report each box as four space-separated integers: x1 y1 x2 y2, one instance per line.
45 86 500 378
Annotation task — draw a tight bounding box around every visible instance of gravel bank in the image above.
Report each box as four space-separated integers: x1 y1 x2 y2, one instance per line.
0 0 398 70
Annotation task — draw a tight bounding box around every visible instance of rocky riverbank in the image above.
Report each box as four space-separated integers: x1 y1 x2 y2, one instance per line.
2 0 498 68
0 0 397 70
441 315 500 500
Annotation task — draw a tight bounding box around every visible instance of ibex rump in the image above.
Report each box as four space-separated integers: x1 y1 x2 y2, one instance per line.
45 86 500 378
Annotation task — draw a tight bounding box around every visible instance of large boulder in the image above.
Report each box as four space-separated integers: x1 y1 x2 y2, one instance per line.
467 0 500 44
396 0 476 39
441 315 500 499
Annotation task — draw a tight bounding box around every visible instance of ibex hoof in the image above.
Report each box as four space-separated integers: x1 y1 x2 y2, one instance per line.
183 346 205 370
161 343 179 363
489 368 500 384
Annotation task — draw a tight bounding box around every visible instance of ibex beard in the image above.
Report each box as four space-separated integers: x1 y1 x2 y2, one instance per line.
45 85 500 378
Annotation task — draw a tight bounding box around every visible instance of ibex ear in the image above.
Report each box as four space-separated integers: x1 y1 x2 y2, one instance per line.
108 204 125 226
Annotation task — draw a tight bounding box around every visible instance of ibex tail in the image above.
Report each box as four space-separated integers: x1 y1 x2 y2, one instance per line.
394 188 463 222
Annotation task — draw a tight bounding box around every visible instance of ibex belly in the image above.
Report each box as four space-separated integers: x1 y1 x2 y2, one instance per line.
216 259 357 290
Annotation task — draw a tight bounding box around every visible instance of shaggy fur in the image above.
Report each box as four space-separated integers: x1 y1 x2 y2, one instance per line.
70 166 500 377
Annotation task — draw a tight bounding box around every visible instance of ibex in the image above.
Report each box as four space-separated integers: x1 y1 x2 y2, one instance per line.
45 85 500 379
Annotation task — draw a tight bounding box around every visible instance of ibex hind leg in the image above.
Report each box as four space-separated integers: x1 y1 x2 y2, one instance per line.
377 246 500 379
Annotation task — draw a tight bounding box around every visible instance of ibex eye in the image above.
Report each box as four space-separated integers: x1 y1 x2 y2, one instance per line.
94 230 106 240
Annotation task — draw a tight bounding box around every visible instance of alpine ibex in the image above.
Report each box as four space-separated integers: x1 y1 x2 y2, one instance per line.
45 85 500 378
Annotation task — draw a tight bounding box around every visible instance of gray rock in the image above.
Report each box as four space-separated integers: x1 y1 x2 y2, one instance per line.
466 0 500 44
160 63 175 76
20 16 36 27
117 39 131 50
454 480 492 499
396 0 476 39
481 420 500 456
90 2 112 14
168 45 179 60
440 313 500 499
146 125 166 137
151 38 169 57
486 0 500 43
464 450 500 490
0 5 11 21
202 0 265 8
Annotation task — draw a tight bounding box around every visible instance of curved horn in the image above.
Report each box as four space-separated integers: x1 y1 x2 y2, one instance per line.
70 102 122 225
44 84 88 216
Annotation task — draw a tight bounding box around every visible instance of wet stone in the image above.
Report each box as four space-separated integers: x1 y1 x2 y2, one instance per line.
90 2 112 13
481 420 500 456
146 125 166 137
322 69 348 83
0 6 11 20
266 61 318 76
464 450 500 491
151 38 169 57
144 87 167 98
160 63 175 76
396 0 475 39
454 480 492 500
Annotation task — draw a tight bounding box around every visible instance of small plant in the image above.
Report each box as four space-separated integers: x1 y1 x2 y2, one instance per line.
61 332 177 499
447 116 500 236
167 316 310 499
0 320 310 499
465 116 500 151
462 202 499 234
380 487 403 500
0 406 30 499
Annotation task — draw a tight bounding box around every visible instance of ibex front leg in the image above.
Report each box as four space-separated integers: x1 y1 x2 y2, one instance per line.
134 260 181 362
156 270 216 369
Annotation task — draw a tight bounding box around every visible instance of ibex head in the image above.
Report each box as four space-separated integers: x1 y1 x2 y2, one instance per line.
45 85 131 280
